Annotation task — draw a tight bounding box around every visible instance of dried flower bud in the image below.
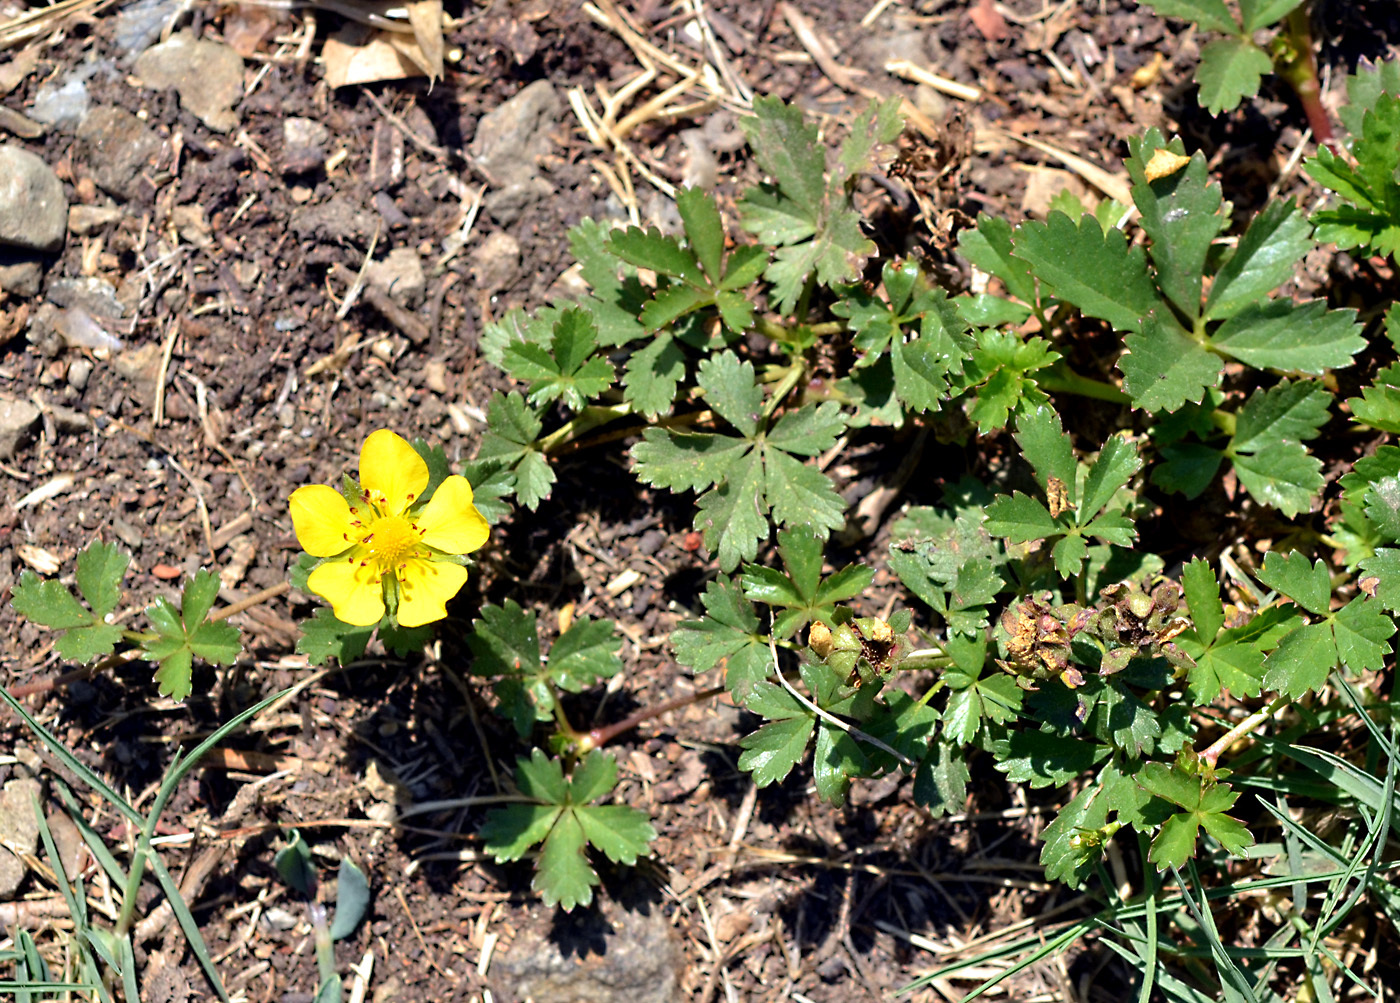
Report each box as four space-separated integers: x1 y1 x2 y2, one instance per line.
809 621 834 659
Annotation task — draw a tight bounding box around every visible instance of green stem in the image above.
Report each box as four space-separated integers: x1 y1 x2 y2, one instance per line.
1199 694 1290 769
760 363 805 422
1037 363 1130 405
537 403 632 455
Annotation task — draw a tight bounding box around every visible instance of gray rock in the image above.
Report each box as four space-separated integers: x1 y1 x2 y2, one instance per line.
468 230 521 296
483 175 554 225
76 106 162 200
134 31 244 133
289 196 376 243
0 144 67 252
471 79 560 181
48 275 125 318
67 357 92 391
366 247 425 306
0 778 40 898
494 903 682 1003
68 203 123 236
0 249 42 297
0 397 40 461
281 116 330 174
113 341 163 403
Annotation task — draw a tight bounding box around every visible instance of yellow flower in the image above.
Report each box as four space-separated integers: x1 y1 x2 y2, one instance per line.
289 430 489 628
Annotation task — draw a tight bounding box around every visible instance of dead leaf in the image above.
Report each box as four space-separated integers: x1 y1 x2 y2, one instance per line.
404 0 444 82
323 23 425 88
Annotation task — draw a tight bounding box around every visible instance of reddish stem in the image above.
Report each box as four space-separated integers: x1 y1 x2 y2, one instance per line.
581 684 729 750
1272 8 1337 151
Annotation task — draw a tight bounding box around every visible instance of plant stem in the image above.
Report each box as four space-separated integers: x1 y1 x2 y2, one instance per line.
1037 363 1130 405
210 581 291 623
760 363 805 422
537 403 632 455
1199 694 1290 768
1271 9 1336 150
577 684 729 751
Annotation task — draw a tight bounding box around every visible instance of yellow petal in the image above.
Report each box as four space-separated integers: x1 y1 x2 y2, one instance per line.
307 556 385 626
290 485 356 557
396 558 469 627
360 429 429 516
416 476 490 555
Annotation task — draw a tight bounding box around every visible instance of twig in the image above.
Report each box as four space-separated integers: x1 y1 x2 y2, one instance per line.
209 581 292 623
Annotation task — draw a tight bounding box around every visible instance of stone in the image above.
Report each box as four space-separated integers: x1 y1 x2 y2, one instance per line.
67 357 93 391
494 902 682 1003
468 230 521 296
48 276 125 318
68 203 123 236
290 196 376 243
0 397 41 460
0 144 67 252
483 175 554 225
281 116 330 174
0 249 42 297
366 247 425 306
0 778 40 898
134 31 244 133
76 106 162 200
114 341 164 404
470 79 560 181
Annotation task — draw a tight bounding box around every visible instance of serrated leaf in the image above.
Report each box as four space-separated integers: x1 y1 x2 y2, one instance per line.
763 449 846 536
1140 0 1237 34
1013 211 1160 334
480 802 561 862
1364 474 1400 540
631 429 752 494
623 331 686 418
12 572 95 630
1360 548 1400 613
567 219 647 347
740 96 826 218
672 576 772 693
812 721 869 807
1128 139 1223 321
606 225 706 286
549 618 622 692
913 741 971 816
467 599 541 675
1137 762 1254 870
699 352 763 437
297 607 374 667
958 213 1036 305
1331 596 1395 673
75 541 128 618
1039 782 1112 885
1079 434 1142 520
739 704 815 787
765 401 846 456
1231 444 1323 517
1195 38 1273 116
695 450 768 571
1209 300 1364 374
985 492 1060 542
1228 381 1331 515
143 570 240 701
536 812 597 911
1120 315 1222 412
1350 363 1400 434
574 804 656 865
1239 0 1303 31
991 731 1110 788
1013 404 1076 499
476 392 555 511
1260 620 1336 698
1256 550 1331 614
1204 200 1314 320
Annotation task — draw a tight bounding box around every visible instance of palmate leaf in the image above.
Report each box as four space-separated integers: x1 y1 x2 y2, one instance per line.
740 528 874 639
475 392 555 511
672 575 772 694
739 96 901 312
500 307 615 412
959 330 1057 432
1137 762 1254 871
480 750 656 912
1226 380 1331 517
142 569 241 701
1307 93 1400 258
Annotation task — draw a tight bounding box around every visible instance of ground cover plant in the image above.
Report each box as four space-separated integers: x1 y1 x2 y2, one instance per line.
3 0 1400 1000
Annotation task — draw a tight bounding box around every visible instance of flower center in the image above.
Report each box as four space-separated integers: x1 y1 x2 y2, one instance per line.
362 515 422 569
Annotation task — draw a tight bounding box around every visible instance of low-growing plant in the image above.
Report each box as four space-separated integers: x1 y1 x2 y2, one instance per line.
10 57 1400 999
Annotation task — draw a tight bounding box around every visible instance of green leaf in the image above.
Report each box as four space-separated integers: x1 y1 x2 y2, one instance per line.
913 741 971 816
479 803 561 862
957 213 1036 305
672 576 772 693
738 683 815 786
501 307 616 412
699 352 763 437
1204 199 1314 320
985 492 1060 543
1140 0 1238 34
608 225 705 286
740 96 826 221
741 528 874 639
142 570 240 701
1256 550 1331 614
991 731 1110 788
1079 433 1142 521
1012 211 1160 334
677 185 725 283
1261 620 1338 698
1120 315 1221 413
1350 362 1400 434
1331 596 1395 673
12 571 123 664
1307 94 1400 257
1364 474 1400 541
549 618 622 691
1231 445 1324 517
763 449 846 536
296 607 374 667
1239 0 1303 31
1209 300 1364 374
75 541 128 618
622 331 685 418
1127 137 1223 321
695 450 769 570
1013 404 1076 500
1360 548 1400 613
567 219 647 347
1040 781 1113 885
274 830 316 896
476 392 555 511
330 859 370 941
1227 380 1331 516
1195 38 1273 116
573 804 656 865
631 429 752 494
467 599 541 675
1137 762 1254 870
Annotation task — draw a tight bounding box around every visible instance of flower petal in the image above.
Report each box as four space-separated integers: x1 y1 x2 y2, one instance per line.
360 429 429 516
307 555 385 626
397 558 469 628
289 485 356 557
416 476 490 555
